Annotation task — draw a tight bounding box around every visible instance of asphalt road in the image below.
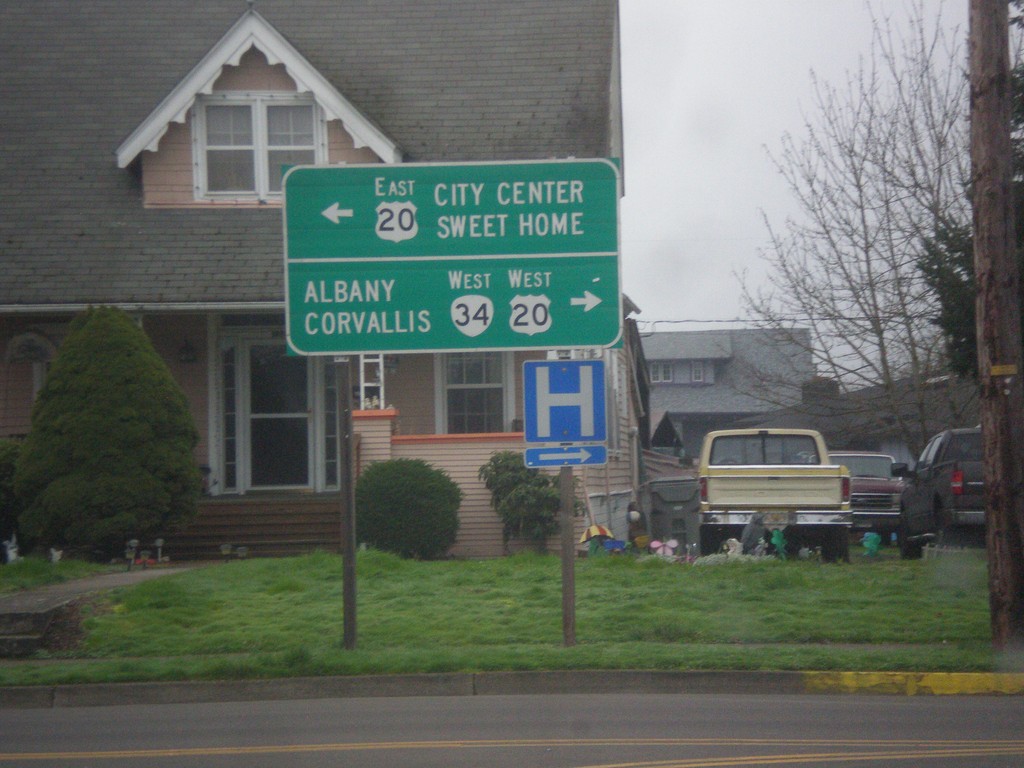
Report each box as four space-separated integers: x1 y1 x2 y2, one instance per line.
2 692 1023 767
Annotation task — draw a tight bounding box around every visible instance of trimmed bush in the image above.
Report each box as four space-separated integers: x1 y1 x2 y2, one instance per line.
14 307 201 557
355 459 461 559
478 450 559 549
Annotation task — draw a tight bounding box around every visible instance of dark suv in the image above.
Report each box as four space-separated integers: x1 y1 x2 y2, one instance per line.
897 427 984 557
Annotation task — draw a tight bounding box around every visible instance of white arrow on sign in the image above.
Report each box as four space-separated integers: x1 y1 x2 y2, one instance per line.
537 447 594 463
321 203 355 224
570 290 602 312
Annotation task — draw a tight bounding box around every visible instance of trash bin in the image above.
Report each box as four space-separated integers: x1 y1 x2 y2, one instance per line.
641 477 701 547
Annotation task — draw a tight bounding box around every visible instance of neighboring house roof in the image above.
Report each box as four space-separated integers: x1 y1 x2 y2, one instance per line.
0 0 620 310
738 375 979 456
642 330 733 360
652 385 769 416
643 328 814 416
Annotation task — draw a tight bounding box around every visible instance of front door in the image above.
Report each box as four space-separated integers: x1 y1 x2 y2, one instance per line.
215 323 341 495
247 343 310 488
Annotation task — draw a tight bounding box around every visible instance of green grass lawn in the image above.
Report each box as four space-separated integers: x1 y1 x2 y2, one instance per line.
0 547 1003 686
0 556 117 593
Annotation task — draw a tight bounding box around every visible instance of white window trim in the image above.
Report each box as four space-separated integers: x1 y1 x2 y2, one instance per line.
434 352 516 434
209 328 338 495
192 92 326 202
650 361 672 383
691 360 705 384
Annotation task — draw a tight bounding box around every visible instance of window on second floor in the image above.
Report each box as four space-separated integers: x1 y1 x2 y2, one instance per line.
691 360 705 383
650 361 673 383
194 94 320 200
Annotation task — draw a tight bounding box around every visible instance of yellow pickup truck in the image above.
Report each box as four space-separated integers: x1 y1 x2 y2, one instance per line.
698 428 852 561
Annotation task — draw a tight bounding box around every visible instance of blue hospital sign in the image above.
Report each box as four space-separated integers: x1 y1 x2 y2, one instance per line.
523 360 606 444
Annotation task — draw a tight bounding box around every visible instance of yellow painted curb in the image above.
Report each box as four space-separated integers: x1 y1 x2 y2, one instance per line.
804 671 1024 695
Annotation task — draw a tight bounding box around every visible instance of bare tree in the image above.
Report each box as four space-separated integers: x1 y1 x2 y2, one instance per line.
743 1 976 455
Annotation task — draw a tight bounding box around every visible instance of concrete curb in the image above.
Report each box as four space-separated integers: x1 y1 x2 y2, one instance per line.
2 669 1022 709
803 671 1024 696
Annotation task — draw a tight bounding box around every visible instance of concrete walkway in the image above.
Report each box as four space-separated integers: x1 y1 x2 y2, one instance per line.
0 565 194 614
0 566 197 659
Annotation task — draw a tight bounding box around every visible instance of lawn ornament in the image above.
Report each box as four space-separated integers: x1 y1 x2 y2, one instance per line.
580 524 614 557
770 528 787 559
2 534 20 564
861 532 881 557
579 524 613 544
649 538 678 558
740 514 765 554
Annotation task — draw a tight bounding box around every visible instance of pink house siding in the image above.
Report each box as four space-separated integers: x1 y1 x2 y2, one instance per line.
392 432 532 559
142 48 378 207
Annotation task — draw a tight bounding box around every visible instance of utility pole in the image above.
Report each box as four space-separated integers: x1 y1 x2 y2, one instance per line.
970 0 1024 651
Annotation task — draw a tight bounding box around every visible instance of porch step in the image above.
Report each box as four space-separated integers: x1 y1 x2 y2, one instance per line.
0 633 44 658
165 496 342 560
0 606 63 659
0 610 53 637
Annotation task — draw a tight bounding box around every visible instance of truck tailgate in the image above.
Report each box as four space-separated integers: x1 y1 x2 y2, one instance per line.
704 467 846 508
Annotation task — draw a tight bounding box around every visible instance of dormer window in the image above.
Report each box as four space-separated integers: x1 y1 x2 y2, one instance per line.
650 362 672 383
691 360 705 383
116 10 402 206
194 94 321 200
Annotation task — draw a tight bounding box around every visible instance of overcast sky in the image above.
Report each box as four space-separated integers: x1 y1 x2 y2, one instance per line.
617 0 968 332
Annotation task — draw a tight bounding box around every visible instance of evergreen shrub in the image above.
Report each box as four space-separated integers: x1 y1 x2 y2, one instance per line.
355 459 461 559
14 307 201 557
478 450 560 549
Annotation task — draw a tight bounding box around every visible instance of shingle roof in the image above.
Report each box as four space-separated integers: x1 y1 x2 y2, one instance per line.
642 330 734 361
644 328 815 415
0 0 619 308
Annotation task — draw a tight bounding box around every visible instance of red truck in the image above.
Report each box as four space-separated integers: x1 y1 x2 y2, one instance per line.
829 451 906 538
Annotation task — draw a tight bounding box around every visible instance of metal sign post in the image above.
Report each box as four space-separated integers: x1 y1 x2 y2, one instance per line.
522 359 609 646
336 358 357 649
559 465 576 647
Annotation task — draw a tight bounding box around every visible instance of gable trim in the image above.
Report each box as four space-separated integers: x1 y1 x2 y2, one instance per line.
115 9 401 168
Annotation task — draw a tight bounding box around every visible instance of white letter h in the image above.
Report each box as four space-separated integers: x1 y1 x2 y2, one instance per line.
535 366 594 439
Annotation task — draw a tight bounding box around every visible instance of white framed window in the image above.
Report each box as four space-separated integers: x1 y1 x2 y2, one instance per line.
650 361 673 383
435 352 515 434
212 329 339 495
193 93 322 201
691 360 705 383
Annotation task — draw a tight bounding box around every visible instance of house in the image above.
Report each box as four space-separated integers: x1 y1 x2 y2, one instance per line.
0 0 646 558
642 328 814 463
738 375 979 465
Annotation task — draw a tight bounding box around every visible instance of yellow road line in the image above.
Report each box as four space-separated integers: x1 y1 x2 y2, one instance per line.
2 738 1024 763
584 745 1024 767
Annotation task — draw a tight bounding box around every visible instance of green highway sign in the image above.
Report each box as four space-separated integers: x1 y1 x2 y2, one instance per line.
283 160 621 355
